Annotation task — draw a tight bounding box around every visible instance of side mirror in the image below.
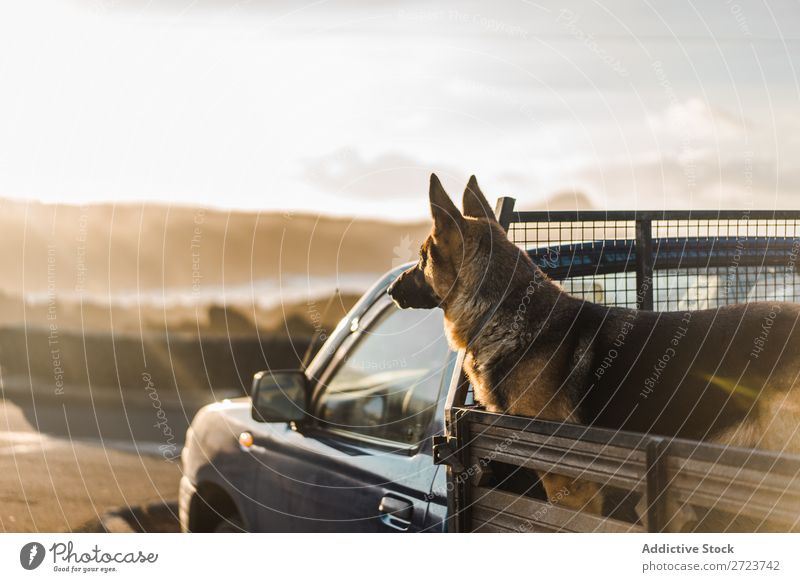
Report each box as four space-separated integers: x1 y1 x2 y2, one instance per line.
251 370 308 423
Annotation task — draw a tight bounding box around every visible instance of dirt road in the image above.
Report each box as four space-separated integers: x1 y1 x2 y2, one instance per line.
0 390 200 532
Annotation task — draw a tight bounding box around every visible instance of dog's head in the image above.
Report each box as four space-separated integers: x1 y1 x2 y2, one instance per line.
387 173 506 311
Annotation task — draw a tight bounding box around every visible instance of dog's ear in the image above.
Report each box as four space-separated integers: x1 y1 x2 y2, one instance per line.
462 175 496 221
429 173 463 235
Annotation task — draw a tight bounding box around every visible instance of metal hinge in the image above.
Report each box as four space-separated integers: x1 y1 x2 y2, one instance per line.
431 435 465 474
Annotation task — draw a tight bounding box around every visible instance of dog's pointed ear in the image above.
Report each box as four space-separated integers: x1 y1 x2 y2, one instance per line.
429 173 463 234
462 175 496 221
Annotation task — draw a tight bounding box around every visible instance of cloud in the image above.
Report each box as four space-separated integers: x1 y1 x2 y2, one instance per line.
298 148 466 201
564 152 800 210
647 98 747 142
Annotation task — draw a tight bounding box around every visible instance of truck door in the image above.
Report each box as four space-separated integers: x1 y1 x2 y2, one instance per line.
255 296 451 531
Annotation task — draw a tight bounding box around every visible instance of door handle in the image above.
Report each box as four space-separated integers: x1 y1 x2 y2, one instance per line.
378 495 413 530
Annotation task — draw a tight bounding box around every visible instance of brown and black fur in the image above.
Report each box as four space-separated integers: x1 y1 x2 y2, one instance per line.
388 173 800 521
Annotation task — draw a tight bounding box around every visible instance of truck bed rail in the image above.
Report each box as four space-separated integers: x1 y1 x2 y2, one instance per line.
438 407 800 532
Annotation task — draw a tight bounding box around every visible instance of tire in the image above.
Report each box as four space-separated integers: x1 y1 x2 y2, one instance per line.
213 514 246 533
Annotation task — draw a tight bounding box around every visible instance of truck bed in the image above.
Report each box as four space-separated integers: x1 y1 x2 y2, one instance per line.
437 203 800 533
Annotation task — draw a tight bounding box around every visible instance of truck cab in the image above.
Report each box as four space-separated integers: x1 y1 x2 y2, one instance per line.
179 267 454 532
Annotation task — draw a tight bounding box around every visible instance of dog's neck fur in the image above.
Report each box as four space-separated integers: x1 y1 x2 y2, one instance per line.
441 238 580 420
442 241 566 353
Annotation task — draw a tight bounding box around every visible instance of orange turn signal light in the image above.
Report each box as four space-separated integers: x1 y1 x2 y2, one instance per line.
239 431 254 449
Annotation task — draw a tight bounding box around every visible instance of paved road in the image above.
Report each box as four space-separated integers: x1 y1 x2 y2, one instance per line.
0 390 203 532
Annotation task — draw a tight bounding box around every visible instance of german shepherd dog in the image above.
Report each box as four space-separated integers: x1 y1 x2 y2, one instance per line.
388 173 800 524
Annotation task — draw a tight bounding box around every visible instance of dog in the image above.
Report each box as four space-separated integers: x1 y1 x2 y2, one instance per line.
388 173 800 526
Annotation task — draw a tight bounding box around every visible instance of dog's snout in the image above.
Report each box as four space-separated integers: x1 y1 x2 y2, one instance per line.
386 267 439 310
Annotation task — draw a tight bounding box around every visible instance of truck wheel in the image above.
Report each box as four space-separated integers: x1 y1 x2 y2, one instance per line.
213 514 245 533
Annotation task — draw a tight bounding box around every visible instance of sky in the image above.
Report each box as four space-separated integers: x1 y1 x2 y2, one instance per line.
1 0 799 220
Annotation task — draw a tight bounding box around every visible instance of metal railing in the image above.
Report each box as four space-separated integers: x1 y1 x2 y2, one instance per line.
497 198 800 311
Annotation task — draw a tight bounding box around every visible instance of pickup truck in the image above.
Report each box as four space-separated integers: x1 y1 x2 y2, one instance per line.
179 202 800 533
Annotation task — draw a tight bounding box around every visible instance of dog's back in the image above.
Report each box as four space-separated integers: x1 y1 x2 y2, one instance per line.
551 299 800 451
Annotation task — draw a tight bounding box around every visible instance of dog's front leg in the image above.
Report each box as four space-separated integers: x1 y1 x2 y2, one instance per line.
540 473 603 515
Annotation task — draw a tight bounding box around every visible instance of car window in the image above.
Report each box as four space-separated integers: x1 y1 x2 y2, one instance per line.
317 304 449 446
